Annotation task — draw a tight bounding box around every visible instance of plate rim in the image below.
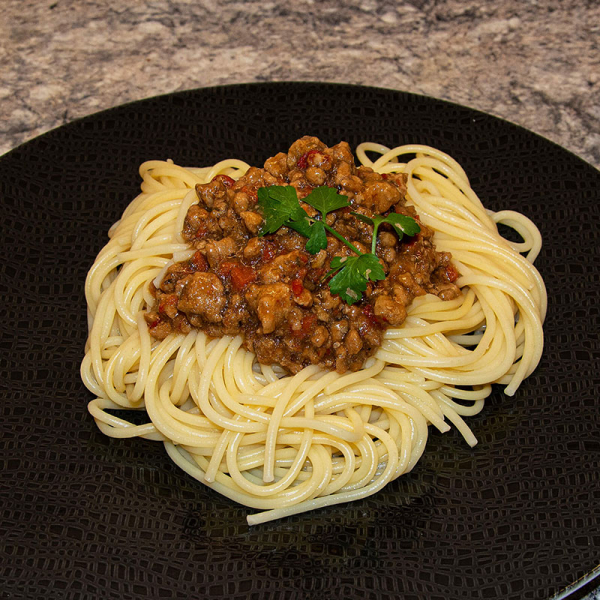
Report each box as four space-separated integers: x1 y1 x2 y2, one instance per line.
2 81 599 178
1 81 599 600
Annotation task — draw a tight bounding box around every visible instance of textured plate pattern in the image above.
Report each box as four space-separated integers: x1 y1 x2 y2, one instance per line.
0 83 599 600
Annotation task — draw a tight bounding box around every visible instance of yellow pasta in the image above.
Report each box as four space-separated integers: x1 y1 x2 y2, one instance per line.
81 144 546 525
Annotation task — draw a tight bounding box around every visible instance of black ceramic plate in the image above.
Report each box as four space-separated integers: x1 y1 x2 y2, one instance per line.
1 83 599 600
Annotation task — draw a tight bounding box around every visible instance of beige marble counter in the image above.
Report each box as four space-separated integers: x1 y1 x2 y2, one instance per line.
1 0 599 173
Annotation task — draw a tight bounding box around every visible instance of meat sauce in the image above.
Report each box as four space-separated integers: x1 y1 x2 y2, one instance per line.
145 137 461 374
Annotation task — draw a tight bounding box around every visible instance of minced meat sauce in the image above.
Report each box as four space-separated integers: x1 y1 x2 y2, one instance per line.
144 136 461 374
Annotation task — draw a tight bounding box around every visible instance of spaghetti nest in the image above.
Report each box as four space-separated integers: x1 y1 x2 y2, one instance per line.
81 143 546 525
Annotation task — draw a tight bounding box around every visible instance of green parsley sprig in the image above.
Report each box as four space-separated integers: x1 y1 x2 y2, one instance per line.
257 185 420 305
352 212 421 255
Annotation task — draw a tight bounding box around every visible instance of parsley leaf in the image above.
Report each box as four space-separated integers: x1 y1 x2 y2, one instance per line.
303 186 349 217
352 211 420 253
305 221 327 254
256 184 420 306
258 185 350 255
257 186 307 235
327 254 385 305
286 218 313 238
383 213 421 237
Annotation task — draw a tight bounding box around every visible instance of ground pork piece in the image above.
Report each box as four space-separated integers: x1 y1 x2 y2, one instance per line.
317 287 341 311
205 237 237 268
258 250 307 284
434 283 462 301
363 181 402 213
245 335 283 368
379 232 396 247
144 312 172 339
264 152 288 178
330 319 349 342
233 191 250 214
311 325 329 348
262 173 279 186
331 141 354 164
243 237 264 260
305 166 326 185
217 212 243 238
392 284 412 307
182 205 223 242
310 250 327 270
222 293 252 334
176 272 226 323
334 160 352 186
195 178 228 209
344 329 363 355
159 263 193 293
241 167 266 188
293 288 313 307
382 247 397 264
287 136 326 169
374 295 407 327
245 283 292 334
240 210 263 234
391 270 427 297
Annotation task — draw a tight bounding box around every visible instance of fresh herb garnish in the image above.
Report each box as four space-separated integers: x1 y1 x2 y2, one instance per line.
324 253 386 304
257 186 311 235
257 185 420 305
258 185 352 254
352 212 421 254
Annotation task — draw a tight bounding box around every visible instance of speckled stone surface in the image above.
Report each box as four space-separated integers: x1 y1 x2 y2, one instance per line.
1 0 599 171
1 1 598 598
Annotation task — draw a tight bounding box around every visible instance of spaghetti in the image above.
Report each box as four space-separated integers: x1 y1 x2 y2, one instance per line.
81 142 546 525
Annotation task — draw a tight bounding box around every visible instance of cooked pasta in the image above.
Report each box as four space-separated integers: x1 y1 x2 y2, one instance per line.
82 141 546 525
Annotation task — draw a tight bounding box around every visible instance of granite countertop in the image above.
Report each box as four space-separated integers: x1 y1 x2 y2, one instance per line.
1 1 598 598
1 0 599 171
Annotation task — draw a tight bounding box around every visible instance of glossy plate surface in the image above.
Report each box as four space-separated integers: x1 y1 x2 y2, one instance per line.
1 83 599 600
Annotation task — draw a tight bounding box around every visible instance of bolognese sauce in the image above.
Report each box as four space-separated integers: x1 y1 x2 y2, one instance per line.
145 136 461 373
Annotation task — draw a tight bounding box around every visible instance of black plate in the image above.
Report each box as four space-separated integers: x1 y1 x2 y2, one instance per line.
1 83 599 600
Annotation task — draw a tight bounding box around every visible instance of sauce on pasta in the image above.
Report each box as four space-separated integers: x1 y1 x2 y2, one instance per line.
146 137 461 374
82 140 546 525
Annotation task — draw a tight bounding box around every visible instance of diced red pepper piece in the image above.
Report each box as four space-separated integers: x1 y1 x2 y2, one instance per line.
262 242 277 262
445 263 459 283
292 313 317 338
218 260 238 276
230 265 256 291
362 302 383 328
189 251 208 272
240 185 258 202
291 278 304 296
297 149 320 170
301 313 317 334
212 174 235 188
